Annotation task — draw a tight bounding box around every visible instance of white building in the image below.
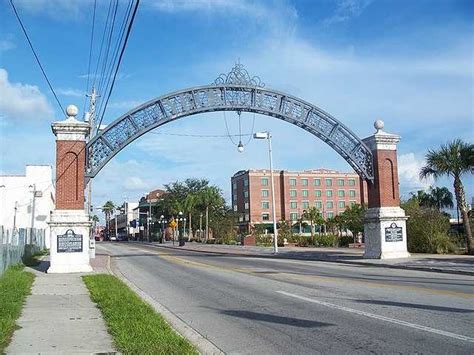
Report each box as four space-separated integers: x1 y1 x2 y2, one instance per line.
0 165 55 248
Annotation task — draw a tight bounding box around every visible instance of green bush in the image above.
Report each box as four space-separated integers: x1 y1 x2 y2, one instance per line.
256 234 273 247
316 234 338 247
338 235 353 247
403 200 454 253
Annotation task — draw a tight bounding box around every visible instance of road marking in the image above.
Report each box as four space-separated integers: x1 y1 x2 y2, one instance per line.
276 290 474 343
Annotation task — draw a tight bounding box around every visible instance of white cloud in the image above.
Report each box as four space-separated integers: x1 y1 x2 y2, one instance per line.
0 68 53 120
13 0 84 20
57 88 84 98
124 176 151 190
398 153 433 193
323 0 373 26
108 100 144 110
0 39 15 52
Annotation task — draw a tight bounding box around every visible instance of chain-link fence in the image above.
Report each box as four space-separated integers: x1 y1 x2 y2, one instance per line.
0 226 46 276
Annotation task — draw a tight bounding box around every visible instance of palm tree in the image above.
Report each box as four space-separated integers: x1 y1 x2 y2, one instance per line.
410 190 434 208
198 186 222 242
183 194 196 239
420 139 474 254
428 186 454 212
101 201 115 239
303 207 324 244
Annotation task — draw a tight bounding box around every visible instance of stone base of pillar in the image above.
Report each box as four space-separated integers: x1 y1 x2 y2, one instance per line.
47 210 93 273
363 207 411 259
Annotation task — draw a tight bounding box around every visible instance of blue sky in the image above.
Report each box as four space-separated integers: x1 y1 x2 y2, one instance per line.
0 0 473 213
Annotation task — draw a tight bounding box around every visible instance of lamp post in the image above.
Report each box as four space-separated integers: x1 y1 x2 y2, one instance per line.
160 215 165 243
29 184 37 230
253 131 278 254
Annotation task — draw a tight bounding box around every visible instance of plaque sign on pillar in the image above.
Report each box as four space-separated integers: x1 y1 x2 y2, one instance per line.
47 105 93 273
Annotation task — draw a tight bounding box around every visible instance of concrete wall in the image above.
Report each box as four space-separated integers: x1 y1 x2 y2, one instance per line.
0 165 55 248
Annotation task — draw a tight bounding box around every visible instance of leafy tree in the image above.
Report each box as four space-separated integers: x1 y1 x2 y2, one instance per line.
198 186 224 242
302 207 324 244
420 139 474 254
183 194 197 238
341 203 365 239
410 190 434 208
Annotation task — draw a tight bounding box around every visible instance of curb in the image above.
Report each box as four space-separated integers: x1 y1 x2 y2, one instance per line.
138 242 474 277
105 254 224 355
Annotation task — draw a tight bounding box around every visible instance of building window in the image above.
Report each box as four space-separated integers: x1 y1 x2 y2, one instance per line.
245 214 249 221
326 190 333 197
244 202 249 210
261 201 269 209
338 190 345 197
261 190 269 197
314 190 322 197
290 212 298 221
325 178 333 186
301 178 308 186
326 201 333 209
289 189 297 197
337 179 344 186
289 178 297 186
348 179 356 186
232 182 237 190
327 212 334 219
262 213 270 221
302 201 309 209
349 190 356 197
338 201 345 209
244 191 249 198
244 179 249 187
314 178 321 186
290 201 298 209
302 190 309 197
233 193 237 201
315 201 322 209
233 205 237 211
261 178 269 186
238 216 244 222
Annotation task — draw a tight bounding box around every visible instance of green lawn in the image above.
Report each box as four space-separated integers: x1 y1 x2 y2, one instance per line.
83 274 197 355
0 265 35 352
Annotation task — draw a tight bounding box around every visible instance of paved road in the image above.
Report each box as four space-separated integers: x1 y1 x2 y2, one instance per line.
99 242 474 354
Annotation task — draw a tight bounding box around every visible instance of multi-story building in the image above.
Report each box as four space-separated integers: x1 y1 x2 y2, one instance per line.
231 169 367 230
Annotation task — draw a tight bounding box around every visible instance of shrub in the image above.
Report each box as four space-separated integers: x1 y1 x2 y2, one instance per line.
403 199 454 253
316 234 338 247
338 235 353 247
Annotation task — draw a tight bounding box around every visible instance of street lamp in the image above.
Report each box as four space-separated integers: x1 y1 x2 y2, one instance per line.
160 215 165 243
253 131 278 254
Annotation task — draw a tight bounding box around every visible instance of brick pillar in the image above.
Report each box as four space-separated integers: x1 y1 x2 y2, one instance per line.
362 120 410 259
48 105 93 273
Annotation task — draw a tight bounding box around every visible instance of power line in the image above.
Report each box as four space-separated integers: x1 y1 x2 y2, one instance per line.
96 0 140 134
148 131 253 138
9 0 65 116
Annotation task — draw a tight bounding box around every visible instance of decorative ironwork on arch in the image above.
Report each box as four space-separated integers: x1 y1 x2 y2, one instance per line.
86 65 374 181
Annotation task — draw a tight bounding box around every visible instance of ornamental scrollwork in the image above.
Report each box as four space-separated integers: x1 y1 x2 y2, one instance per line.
213 63 265 88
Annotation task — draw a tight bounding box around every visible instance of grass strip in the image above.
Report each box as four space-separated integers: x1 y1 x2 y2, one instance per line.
0 265 35 352
83 274 197 355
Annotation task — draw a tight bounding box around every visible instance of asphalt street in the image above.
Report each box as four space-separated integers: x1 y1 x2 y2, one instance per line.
98 242 474 354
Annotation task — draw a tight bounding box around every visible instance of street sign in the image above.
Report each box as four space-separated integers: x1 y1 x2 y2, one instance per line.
169 220 177 229
385 223 403 242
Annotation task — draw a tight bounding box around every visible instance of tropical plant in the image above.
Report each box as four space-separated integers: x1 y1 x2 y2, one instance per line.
420 139 474 254
410 190 434 208
302 207 324 244
183 194 197 238
340 203 365 241
101 201 115 237
428 186 454 212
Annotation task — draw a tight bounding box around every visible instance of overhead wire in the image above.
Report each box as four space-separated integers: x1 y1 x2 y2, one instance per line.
8 0 65 116
95 0 133 124
96 0 140 134
92 0 113 89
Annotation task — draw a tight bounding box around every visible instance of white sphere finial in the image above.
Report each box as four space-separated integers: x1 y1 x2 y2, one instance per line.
66 104 78 118
374 119 384 132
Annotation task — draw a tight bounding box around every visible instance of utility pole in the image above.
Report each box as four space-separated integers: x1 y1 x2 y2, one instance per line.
30 184 37 229
148 200 152 242
85 87 99 220
13 201 18 231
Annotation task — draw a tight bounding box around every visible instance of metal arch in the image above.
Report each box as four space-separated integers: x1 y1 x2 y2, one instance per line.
86 85 374 181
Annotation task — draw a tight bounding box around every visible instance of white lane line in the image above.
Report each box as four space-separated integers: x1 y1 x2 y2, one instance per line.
276 290 474 343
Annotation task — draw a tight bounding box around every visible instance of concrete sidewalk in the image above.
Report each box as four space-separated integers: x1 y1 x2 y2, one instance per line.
6 258 116 354
142 241 474 276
